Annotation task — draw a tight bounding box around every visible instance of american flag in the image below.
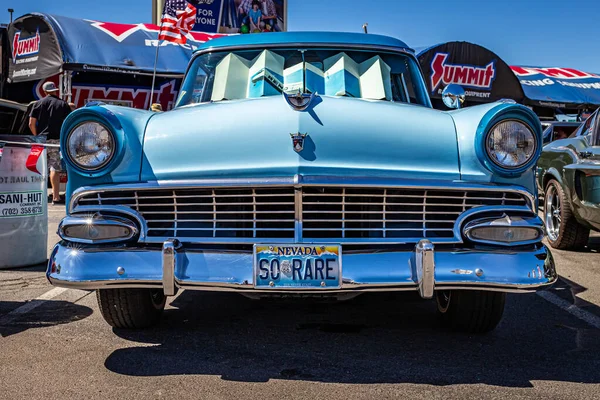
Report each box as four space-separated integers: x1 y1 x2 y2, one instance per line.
159 0 198 44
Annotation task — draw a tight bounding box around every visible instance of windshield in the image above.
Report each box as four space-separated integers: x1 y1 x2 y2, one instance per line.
176 48 429 107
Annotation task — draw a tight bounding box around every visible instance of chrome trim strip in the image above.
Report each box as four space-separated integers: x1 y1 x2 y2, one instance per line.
193 43 414 60
132 236 461 245
294 187 303 242
162 239 179 296
415 240 435 299
46 277 545 294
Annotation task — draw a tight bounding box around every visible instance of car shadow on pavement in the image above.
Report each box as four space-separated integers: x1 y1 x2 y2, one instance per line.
586 236 600 252
104 289 600 387
0 300 93 337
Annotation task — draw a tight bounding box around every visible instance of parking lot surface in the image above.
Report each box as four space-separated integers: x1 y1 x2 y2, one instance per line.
1 204 600 399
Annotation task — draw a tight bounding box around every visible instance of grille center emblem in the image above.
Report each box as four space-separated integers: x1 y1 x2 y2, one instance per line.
290 133 308 153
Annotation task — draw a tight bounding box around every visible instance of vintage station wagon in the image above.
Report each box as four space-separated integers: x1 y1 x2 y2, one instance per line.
47 32 556 333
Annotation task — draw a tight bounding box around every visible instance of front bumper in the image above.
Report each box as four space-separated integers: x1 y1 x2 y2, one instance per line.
47 240 557 297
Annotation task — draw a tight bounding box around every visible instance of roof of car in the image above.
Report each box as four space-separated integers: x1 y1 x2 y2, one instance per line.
541 121 581 126
195 32 411 53
0 98 29 111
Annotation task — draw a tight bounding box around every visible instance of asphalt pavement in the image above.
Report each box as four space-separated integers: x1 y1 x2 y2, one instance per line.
1 204 600 399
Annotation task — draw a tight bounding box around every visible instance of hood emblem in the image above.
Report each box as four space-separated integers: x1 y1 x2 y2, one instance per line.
290 133 308 153
284 91 316 111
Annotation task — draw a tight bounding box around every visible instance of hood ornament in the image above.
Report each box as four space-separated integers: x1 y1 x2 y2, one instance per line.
283 91 317 111
290 133 308 153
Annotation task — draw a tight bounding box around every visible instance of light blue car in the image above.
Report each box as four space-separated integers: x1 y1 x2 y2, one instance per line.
48 32 556 333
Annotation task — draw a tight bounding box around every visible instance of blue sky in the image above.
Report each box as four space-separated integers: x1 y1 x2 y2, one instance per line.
3 0 599 71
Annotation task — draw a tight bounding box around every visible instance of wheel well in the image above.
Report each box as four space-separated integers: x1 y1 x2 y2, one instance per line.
542 174 558 191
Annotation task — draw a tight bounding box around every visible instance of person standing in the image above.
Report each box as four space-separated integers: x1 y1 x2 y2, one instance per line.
260 0 278 31
28 82 71 204
248 1 262 32
237 0 253 28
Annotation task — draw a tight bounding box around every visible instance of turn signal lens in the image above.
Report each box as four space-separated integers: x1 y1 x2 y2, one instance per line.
63 224 133 241
463 214 544 246
58 214 138 244
468 226 542 244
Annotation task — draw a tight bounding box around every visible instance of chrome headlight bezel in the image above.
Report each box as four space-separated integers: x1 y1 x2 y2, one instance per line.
484 119 538 171
65 121 116 171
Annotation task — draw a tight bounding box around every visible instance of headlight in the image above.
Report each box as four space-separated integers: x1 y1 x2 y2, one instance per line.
485 120 536 169
66 122 115 170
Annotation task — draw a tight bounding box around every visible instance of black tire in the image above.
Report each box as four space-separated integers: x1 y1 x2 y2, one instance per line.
96 288 166 329
436 290 505 334
544 179 590 250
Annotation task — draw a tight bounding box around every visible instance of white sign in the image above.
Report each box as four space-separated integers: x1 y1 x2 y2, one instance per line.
0 143 48 268
0 190 44 218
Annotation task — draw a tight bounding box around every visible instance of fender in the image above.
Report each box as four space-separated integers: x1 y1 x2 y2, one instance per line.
541 167 564 191
563 163 600 229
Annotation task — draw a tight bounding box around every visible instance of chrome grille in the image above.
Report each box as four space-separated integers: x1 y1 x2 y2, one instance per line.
76 188 296 239
74 186 528 242
302 187 527 240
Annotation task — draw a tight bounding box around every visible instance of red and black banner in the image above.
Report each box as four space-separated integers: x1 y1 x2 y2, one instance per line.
417 41 524 107
7 14 63 83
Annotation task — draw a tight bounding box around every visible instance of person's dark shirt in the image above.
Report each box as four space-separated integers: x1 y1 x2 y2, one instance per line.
30 95 71 140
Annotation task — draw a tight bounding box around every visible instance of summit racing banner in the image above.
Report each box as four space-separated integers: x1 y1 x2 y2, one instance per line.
510 66 600 108
7 13 225 83
35 75 181 111
417 42 524 105
7 15 63 83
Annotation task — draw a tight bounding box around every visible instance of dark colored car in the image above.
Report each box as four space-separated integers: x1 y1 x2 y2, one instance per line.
0 98 32 135
541 121 581 145
537 110 600 249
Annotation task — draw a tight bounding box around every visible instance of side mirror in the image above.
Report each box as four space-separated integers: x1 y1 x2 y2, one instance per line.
442 84 466 109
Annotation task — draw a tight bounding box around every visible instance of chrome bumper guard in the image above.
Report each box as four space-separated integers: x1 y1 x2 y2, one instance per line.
415 240 435 299
162 239 180 296
47 239 557 297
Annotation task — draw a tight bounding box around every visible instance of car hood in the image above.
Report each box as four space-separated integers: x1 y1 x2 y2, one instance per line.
141 96 460 181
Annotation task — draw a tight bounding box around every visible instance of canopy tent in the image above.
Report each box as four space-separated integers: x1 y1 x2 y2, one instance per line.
3 13 226 110
416 41 525 108
7 13 224 83
510 66 600 109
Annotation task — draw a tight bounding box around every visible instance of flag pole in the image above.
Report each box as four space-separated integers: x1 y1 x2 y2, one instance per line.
149 2 165 110
149 40 161 110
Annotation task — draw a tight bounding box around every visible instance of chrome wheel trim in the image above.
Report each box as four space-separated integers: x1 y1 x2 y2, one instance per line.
436 291 452 313
545 185 561 242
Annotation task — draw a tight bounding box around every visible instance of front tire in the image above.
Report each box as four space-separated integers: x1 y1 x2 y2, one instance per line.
544 179 589 250
96 288 166 329
436 290 505 333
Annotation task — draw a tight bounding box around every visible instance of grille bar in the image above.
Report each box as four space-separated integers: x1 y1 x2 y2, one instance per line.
74 185 529 242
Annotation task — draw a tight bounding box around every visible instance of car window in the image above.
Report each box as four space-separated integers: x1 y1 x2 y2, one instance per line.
552 124 578 141
176 48 429 107
593 113 600 146
576 112 596 137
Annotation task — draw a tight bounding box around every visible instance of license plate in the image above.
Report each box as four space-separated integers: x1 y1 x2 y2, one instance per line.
254 244 342 289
